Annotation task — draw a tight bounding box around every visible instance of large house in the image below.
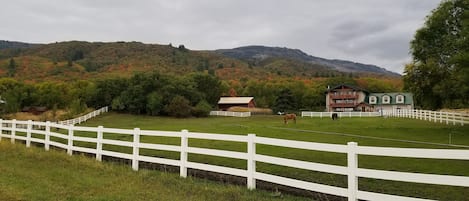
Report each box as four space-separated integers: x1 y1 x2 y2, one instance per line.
217 97 256 111
325 84 414 113
368 93 414 113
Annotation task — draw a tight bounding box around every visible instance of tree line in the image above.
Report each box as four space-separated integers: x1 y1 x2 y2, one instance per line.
0 72 401 118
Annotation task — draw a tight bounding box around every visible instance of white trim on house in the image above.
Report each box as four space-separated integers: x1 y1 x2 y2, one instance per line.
396 95 405 104
369 96 377 104
382 95 391 104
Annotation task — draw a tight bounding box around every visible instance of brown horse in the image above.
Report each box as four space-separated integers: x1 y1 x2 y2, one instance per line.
284 113 297 124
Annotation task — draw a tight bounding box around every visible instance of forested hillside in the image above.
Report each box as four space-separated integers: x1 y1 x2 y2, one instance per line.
0 41 403 117
0 41 400 82
216 46 401 77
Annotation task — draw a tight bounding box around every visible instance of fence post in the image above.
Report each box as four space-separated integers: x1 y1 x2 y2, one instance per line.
0 119 2 141
11 119 16 144
440 110 443 123
247 134 256 190
452 113 456 125
180 129 188 178
446 112 449 124
45 121 50 150
347 142 358 201
132 128 140 171
67 124 74 155
26 120 32 147
96 126 103 161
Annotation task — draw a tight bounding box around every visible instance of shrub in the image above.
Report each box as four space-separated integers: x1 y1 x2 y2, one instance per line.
165 96 192 118
192 100 212 117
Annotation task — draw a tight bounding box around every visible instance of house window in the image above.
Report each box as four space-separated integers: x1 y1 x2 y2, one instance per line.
396 95 404 104
382 95 390 104
369 96 377 104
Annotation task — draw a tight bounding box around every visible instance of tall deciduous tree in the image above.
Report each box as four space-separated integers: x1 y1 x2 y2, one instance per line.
404 0 469 109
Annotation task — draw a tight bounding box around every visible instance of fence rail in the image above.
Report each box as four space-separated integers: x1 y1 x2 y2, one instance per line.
301 110 469 126
301 111 380 118
209 111 251 117
383 109 469 126
57 106 109 125
1 120 468 200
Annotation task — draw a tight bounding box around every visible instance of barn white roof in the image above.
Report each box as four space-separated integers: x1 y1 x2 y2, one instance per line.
218 97 254 104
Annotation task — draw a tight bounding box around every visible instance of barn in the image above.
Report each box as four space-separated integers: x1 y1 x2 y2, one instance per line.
217 97 256 111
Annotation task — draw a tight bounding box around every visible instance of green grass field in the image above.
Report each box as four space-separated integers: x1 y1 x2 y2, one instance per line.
0 141 310 201
5 113 469 200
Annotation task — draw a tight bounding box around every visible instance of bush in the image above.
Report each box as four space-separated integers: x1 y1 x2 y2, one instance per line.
165 96 192 118
146 92 163 116
192 100 212 117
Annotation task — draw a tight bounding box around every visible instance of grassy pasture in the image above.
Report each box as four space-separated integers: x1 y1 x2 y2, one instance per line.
0 141 309 201
7 113 469 200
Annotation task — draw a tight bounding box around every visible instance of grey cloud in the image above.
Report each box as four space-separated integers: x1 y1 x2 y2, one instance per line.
331 20 390 43
0 0 441 73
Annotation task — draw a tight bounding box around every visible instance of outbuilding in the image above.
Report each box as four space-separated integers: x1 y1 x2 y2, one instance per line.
217 97 256 111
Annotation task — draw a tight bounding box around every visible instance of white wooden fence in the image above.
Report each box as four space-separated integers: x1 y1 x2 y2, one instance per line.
209 111 251 117
57 106 109 125
301 110 469 126
301 111 380 118
1 119 468 201
383 109 469 126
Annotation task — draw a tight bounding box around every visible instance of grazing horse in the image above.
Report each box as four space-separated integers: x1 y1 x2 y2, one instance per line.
284 113 297 124
331 113 339 120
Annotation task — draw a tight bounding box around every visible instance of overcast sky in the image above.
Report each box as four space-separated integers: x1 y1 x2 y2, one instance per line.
1 0 441 74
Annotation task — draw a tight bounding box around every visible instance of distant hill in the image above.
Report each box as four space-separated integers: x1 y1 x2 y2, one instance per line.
0 40 40 50
215 46 401 77
0 40 400 82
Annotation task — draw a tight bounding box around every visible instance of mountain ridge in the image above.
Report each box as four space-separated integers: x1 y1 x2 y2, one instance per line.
215 45 400 77
0 40 400 82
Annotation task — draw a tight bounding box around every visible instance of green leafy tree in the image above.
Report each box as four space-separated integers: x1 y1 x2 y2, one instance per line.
165 95 192 118
111 96 125 111
35 82 68 108
146 92 163 116
273 88 297 113
190 73 222 106
120 84 146 114
90 78 128 108
69 98 86 116
404 0 469 109
191 100 212 117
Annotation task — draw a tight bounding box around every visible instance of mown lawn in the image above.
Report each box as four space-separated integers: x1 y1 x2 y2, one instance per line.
0 141 311 201
6 113 469 200
76 113 469 200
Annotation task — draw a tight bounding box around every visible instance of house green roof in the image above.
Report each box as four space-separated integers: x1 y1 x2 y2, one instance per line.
367 93 414 105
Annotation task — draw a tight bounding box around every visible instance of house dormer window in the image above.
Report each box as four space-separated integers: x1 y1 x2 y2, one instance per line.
369 96 377 104
382 95 391 104
396 95 404 104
